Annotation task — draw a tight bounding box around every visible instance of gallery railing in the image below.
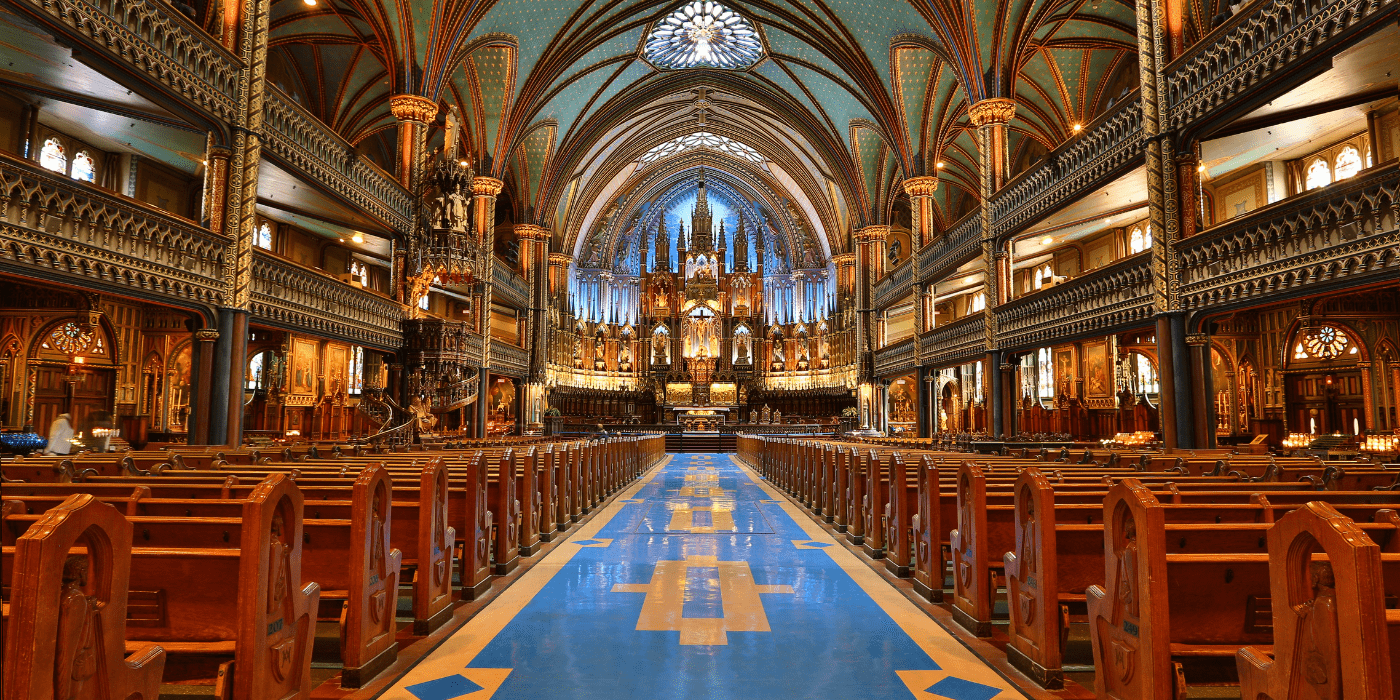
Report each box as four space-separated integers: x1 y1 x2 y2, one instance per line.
994 252 1154 350
250 251 403 348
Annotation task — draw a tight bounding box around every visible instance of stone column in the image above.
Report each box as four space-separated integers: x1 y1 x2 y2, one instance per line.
190 329 219 445
473 176 504 438
970 97 1016 439
201 143 231 234
904 176 939 247
518 224 550 424
1187 333 1213 448
389 95 438 191
853 226 888 384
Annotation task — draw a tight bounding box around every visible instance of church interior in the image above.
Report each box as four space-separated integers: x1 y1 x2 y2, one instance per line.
0 0 1398 696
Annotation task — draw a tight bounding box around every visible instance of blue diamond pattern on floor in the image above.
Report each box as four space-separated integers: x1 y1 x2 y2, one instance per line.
926 676 1002 700
406 674 483 700
573 539 601 546
802 541 833 548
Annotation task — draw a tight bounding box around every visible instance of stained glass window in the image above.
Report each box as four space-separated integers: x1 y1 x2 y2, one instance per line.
1334 146 1362 181
1305 158 1331 190
255 222 273 250
1132 353 1159 395
643 1 763 70
247 353 264 390
638 131 765 167
39 137 67 173
348 346 363 395
1037 347 1054 401
42 322 93 355
71 151 96 182
1293 325 1353 360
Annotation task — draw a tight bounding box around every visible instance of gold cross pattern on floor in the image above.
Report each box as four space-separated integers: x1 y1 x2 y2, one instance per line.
666 505 736 532
612 555 793 645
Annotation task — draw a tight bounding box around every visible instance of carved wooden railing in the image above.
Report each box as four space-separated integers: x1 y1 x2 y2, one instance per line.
491 263 531 309
249 251 403 349
873 258 914 309
0 151 228 307
1178 161 1399 311
10 0 242 123
917 212 983 285
991 98 1143 239
262 88 413 232
874 336 916 377
995 253 1154 350
489 338 529 377
1166 0 1397 133
920 312 986 367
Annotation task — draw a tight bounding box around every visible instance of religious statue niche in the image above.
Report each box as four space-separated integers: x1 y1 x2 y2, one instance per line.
890 382 915 423
733 325 752 365
593 327 608 371
770 329 786 371
683 305 719 360
651 325 670 365
409 143 483 292
795 326 811 371
618 326 634 372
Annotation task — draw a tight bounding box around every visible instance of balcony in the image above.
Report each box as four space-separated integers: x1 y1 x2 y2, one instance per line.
995 253 1153 350
1166 0 1397 134
919 312 986 367
489 338 529 377
0 151 229 308
249 251 404 349
873 336 916 377
990 98 1143 239
1177 161 1399 312
11 0 242 124
492 263 531 309
872 257 914 309
916 212 983 285
262 88 414 232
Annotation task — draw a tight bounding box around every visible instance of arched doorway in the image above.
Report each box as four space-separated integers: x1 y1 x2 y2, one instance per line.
29 318 117 437
1283 323 1367 435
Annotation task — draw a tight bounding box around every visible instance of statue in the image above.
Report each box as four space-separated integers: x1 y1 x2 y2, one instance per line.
56 556 99 700
653 337 668 364
619 346 633 372
735 338 750 364
409 395 438 433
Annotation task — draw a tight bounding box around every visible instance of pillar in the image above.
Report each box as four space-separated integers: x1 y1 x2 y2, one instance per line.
207 308 248 446
201 144 231 234
389 95 438 190
472 177 504 438
1001 358 1017 438
1187 333 1213 448
916 366 930 438
970 98 1017 439
904 176 939 247
853 226 888 385
190 329 219 445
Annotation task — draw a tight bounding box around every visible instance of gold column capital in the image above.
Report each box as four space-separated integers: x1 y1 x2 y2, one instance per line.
853 225 890 243
548 252 574 266
472 176 505 197
514 223 550 240
1185 333 1210 346
831 252 857 266
389 94 439 123
194 329 220 342
903 176 939 197
968 98 1017 127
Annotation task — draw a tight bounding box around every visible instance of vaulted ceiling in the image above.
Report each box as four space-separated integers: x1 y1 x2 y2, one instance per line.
265 0 1140 261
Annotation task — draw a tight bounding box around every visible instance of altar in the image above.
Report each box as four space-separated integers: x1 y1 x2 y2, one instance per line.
672 406 729 432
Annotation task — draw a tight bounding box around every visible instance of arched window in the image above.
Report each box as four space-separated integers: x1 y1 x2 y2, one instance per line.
1129 226 1146 254
255 222 273 250
1130 352 1159 395
1333 146 1363 181
39 137 67 173
1292 325 1355 360
1033 266 1044 290
970 292 986 312
246 352 265 390
1305 158 1332 190
1037 347 1054 401
70 151 96 182
347 346 363 395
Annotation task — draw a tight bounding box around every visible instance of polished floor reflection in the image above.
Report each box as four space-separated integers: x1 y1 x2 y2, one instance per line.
384 454 1024 700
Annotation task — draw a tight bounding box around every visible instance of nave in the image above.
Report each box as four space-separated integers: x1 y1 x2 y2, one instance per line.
385 453 1019 700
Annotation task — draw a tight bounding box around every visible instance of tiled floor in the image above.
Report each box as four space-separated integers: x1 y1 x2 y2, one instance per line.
381 454 1026 700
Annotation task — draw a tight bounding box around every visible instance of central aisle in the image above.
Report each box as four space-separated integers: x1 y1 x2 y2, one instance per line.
385 454 1024 700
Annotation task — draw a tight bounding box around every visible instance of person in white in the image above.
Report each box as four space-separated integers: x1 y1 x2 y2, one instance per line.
45 413 74 455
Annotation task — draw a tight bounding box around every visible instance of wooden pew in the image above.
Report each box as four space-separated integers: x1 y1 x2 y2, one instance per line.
1086 480 1400 699
1236 501 1400 699
488 449 520 575
323 465 402 687
2 493 167 700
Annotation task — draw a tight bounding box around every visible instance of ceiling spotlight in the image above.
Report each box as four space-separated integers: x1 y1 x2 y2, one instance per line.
1071 123 1083 132
303 0 317 6
935 161 945 169
1040 237 1053 246
459 160 469 168
351 232 364 244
